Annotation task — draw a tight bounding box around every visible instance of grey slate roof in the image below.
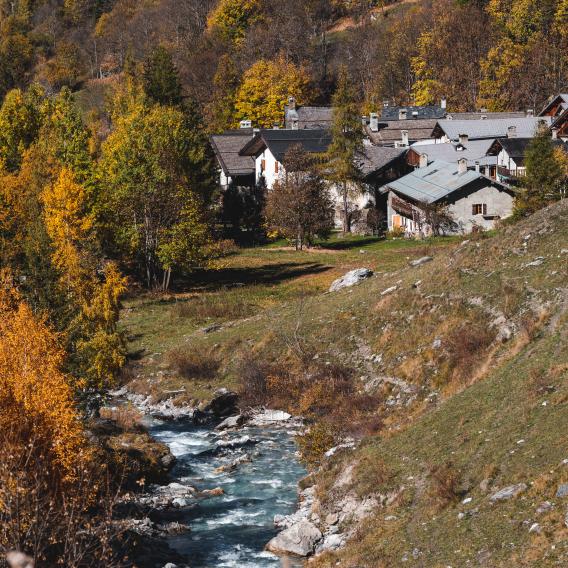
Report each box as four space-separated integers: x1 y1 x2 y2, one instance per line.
380 105 445 121
210 130 255 176
284 106 334 129
445 111 526 120
239 129 332 162
380 160 509 204
408 139 497 167
434 117 553 141
367 119 438 146
356 144 406 177
488 137 568 160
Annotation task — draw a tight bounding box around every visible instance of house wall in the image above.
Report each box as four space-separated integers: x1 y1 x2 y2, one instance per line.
386 182 513 235
447 183 514 232
255 148 283 189
497 149 524 176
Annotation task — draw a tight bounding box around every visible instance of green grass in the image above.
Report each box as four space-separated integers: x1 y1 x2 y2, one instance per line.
120 233 458 399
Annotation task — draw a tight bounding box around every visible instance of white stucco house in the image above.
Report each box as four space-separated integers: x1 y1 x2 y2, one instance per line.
238 129 407 228
380 159 515 236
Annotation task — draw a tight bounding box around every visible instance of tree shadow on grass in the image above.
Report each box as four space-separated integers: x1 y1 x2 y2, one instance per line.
319 236 382 251
171 261 333 293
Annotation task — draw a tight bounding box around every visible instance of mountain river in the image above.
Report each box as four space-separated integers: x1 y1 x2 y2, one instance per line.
146 418 307 568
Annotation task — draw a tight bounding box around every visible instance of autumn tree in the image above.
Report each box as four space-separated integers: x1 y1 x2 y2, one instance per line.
0 84 45 171
234 55 312 127
265 144 334 250
207 0 263 46
515 129 566 215
99 103 211 289
0 283 122 566
325 67 364 233
143 45 183 106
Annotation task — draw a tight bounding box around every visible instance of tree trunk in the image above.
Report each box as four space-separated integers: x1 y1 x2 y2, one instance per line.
342 182 350 234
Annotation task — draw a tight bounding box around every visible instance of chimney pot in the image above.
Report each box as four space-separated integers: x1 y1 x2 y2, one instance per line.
507 125 517 138
441 97 447 110
475 161 480 173
399 108 407 121
288 96 296 110
401 130 409 147
459 133 469 146
526 109 534 117
458 158 468 175
552 127 559 140
419 153 428 168
370 112 379 132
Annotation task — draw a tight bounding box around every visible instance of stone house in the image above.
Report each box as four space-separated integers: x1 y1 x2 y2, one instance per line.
380 159 515 236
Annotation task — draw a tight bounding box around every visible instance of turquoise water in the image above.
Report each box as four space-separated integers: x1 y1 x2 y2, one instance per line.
148 420 307 567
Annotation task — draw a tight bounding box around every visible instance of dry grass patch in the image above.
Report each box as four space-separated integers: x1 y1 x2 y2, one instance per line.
166 348 221 380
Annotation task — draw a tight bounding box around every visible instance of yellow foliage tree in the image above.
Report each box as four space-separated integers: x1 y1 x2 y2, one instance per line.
235 55 312 128
0 283 87 476
42 168 127 390
207 0 262 45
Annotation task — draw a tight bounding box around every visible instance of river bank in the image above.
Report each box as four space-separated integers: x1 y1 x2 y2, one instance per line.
112 389 309 567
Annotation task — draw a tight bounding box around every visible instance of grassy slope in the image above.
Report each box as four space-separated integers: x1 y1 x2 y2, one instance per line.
309 201 568 567
120 233 458 401
121 201 568 566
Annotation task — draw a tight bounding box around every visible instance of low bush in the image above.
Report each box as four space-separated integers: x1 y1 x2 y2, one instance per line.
166 348 220 380
427 462 462 510
170 291 254 321
237 357 274 406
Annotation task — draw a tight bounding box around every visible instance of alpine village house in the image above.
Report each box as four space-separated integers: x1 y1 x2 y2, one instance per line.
210 95 568 237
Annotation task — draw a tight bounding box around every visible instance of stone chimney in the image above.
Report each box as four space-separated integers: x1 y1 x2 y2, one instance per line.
441 97 447 110
459 133 469 145
399 108 407 120
552 128 558 140
383 100 390 109
475 161 480 173
370 112 379 132
419 153 428 168
401 130 409 147
458 158 468 175
526 109 534 117
507 125 517 138
288 96 296 111
240 119 252 129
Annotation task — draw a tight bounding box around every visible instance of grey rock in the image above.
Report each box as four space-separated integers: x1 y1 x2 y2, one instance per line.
536 501 553 514
409 256 433 267
249 409 292 426
316 533 345 553
207 389 239 417
215 414 247 431
489 483 527 502
163 564 178 568
381 285 398 296
432 338 442 349
266 520 322 557
528 523 541 534
525 257 545 267
325 513 339 526
329 268 373 292
556 484 568 498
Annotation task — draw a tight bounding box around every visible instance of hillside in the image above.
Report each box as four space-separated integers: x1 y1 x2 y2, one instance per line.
123 199 568 565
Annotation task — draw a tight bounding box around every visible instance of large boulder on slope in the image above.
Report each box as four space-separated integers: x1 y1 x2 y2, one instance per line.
266 520 322 557
329 268 373 292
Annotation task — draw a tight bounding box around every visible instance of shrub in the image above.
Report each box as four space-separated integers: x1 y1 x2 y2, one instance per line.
237 357 273 406
386 226 406 239
296 421 337 469
427 462 462 510
166 348 221 380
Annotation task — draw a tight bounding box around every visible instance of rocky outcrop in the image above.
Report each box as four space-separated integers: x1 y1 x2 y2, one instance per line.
329 268 373 292
206 388 239 418
266 520 322 557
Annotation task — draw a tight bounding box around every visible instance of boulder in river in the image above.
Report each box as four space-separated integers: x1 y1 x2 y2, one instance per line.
266 520 322 557
207 389 239 417
215 414 248 431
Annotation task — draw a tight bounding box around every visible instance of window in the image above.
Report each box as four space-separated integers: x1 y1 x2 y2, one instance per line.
274 161 279 174
260 159 266 172
472 204 487 216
